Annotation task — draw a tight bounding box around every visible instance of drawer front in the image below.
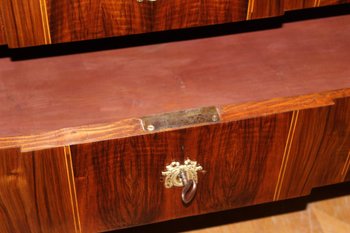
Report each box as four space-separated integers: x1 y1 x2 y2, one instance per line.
248 0 284 19
0 0 153 47
71 112 292 232
319 0 350 6
1 0 51 47
46 0 153 44
3 0 349 47
284 0 316 11
49 0 285 41
152 0 249 31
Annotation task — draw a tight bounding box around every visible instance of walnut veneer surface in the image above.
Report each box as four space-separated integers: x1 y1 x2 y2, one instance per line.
0 0 349 47
0 147 80 232
0 16 6 45
72 112 293 232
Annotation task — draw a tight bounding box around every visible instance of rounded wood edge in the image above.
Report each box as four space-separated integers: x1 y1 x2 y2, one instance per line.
220 88 350 121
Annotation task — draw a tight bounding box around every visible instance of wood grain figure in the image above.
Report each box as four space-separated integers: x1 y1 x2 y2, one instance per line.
0 147 79 233
1 0 51 47
46 0 152 44
0 10 349 233
284 0 317 10
0 0 348 47
71 112 292 232
247 0 284 19
277 97 350 200
153 0 248 31
0 14 6 45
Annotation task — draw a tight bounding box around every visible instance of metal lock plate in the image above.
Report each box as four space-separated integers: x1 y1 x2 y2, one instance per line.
141 106 220 132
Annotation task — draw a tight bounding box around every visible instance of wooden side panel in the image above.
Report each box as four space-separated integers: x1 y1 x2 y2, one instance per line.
248 0 284 19
278 97 350 200
1 0 50 47
284 0 316 11
46 0 152 44
319 0 350 6
71 112 292 233
152 0 248 31
0 147 79 233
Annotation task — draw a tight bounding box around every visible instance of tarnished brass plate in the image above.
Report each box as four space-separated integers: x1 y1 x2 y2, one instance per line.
141 106 220 132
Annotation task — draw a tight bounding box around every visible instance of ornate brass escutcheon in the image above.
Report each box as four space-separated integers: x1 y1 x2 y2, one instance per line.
162 159 203 204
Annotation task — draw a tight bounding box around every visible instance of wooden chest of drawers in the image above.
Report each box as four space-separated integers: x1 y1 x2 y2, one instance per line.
1 5 350 233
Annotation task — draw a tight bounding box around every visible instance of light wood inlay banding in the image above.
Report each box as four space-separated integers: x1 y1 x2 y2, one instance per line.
273 110 300 201
64 146 81 233
39 0 51 44
246 0 255 19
